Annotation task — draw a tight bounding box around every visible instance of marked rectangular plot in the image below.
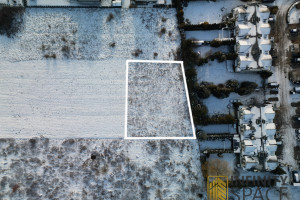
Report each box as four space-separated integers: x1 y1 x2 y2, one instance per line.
125 60 195 139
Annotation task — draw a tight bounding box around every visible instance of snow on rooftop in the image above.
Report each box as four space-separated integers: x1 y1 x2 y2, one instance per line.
265 123 276 130
244 156 258 163
244 140 253 146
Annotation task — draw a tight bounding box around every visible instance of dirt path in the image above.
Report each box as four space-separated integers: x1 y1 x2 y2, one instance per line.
275 2 297 168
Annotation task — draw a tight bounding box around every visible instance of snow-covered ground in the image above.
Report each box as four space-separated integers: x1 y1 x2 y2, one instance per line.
183 0 245 24
0 8 179 62
186 30 231 41
0 8 181 138
203 91 264 115
0 138 204 199
288 6 300 24
200 139 231 151
0 60 126 138
127 62 193 138
197 61 263 86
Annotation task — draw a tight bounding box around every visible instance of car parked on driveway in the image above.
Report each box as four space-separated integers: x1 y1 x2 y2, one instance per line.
268 82 279 88
293 171 300 183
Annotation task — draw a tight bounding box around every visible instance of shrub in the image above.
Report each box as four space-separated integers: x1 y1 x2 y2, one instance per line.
225 79 239 91
153 52 158 58
106 13 114 22
132 49 143 57
168 31 172 37
44 54 56 59
271 166 286 175
237 81 258 95
185 68 197 82
109 42 116 48
210 39 236 47
211 87 232 99
258 70 273 79
176 10 184 24
269 6 278 15
205 114 235 124
61 45 70 54
181 39 199 68
0 7 25 37
195 85 211 99
197 131 208 141
61 36 67 42
12 184 20 193
226 52 238 60
160 27 166 35
162 17 167 22
192 104 209 125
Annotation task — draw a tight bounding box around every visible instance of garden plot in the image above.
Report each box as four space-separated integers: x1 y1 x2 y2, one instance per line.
200 139 231 151
203 91 264 115
197 124 236 134
0 8 180 62
197 61 263 86
0 60 126 138
183 0 245 24
126 61 194 138
0 138 204 199
186 30 230 41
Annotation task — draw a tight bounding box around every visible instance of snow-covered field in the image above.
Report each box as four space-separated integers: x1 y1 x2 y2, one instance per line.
0 8 179 62
127 62 193 138
0 138 204 199
0 60 126 138
0 8 181 138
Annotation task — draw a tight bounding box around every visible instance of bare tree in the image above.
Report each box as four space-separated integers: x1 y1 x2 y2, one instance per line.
202 159 232 178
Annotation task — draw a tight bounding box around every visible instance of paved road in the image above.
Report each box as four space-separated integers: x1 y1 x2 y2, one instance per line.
275 0 297 168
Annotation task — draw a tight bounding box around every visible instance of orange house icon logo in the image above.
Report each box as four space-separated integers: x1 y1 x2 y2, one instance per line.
207 176 228 200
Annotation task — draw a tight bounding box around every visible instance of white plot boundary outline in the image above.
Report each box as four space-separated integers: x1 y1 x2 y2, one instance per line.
125 60 196 140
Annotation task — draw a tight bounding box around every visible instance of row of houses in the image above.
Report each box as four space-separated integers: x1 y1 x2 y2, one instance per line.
233 4 273 72
234 104 281 171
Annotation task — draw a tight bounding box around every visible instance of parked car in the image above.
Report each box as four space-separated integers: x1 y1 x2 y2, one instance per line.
290 90 296 94
294 58 300 63
295 129 300 134
268 82 279 88
293 81 300 85
293 171 300 183
270 89 278 95
294 87 300 93
290 29 299 35
268 17 274 23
